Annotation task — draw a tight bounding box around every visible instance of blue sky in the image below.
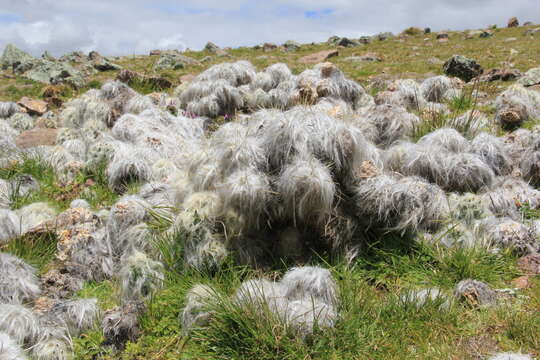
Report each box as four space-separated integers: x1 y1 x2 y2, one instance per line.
0 0 539 56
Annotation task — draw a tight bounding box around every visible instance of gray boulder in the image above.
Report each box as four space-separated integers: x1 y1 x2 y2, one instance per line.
41 51 56 61
88 51 122 72
59 51 86 63
454 279 497 306
24 59 86 88
518 67 540 87
375 32 394 41
337 37 361 47
204 42 220 53
153 52 199 71
443 55 483 82
283 40 301 52
0 44 35 73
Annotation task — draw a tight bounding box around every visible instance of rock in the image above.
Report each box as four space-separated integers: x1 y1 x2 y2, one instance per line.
478 68 522 82
204 42 220 53
153 52 198 71
523 21 534 26
24 59 86 88
454 279 498 306
146 76 172 90
518 67 540 87
508 16 519 28
149 49 162 56
443 55 483 82
0 44 35 73
436 32 449 40
41 51 56 61
15 128 58 148
337 37 360 47
524 28 540 36
102 301 145 350
283 40 301 52
344 53 382 63
299 50 339 64
375 32 394 41
327 36 340 44
505 37 518 42
498 107 526 129
262 43 278 52
517 253 540 274
59 51 86 63
358 36 372 44
116 69 171 89
17 97 48 115
424 27 431 34
479 31 493 38
88 51 122 72
511 275 531 289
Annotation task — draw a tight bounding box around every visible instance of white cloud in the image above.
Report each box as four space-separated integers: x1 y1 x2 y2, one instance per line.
0 0 538 56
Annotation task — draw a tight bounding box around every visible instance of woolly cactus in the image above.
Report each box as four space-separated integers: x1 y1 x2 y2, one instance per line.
0 253 41 304
119 251 164 301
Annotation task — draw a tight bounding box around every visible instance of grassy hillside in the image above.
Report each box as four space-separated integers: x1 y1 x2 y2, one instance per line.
0 22 539 360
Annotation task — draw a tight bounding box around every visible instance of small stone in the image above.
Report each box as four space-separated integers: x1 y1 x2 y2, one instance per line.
283 40 301 52
454 279 498 306
517 253 540 274
436 32 449 40
17 97 48 115
16 128 58 148
149 49 161 56
511 275 531 289
507 16 519 28
424 27 431 34
518 67 540 87
299 50 339 64
262 43 278 52
204 41 220 53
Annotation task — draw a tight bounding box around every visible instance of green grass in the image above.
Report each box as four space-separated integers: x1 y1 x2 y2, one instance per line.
1 231 57 273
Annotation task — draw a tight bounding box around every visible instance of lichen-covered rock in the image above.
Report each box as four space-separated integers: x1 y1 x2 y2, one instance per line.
153 52 199 71
24 59 86 88
0 44 35 72
454 279 497 306
518 67 540 87
443 55 483 82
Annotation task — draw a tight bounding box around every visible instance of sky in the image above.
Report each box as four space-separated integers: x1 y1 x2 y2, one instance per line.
0 0 539 57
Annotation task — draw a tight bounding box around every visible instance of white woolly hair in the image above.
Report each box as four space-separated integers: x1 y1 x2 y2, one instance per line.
265 63 293 89
420 76 454 103
180 191 223 228
483 217 539 255
209 122 267 176
234 279 287 307
194 60 256 86
448 193 493 226
138 182 176 209
470 133 512 176
9 175 39 199
50 298 99 335
276 156 336 225
520 137 540 186
106 144 154 193
280 266 339 307
488 353 533 360
452 110 491 137
0 179 11 209
0 331 27 360
442 153 495 193
60 98 112 130
416 128 470 153
384 79 426 110
0 209 21 245
70 199 90 209
399 287 450 309
250 72 273 92
180 284 215 334
99 80 136 101
0 253 41 304
8 112 34 130
107 195 148 256
0 102 21 119
66 227 114 282
185 230 229 271
0 304 40 344
101 301 144 348
217 168 271 228
358 104 421 147
16 202 56 235
31 337 71 360
355 175 449 232
124 95 156 115
495 84 540 128
278 299 337 338
61 139 88 162
119 251 164 301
